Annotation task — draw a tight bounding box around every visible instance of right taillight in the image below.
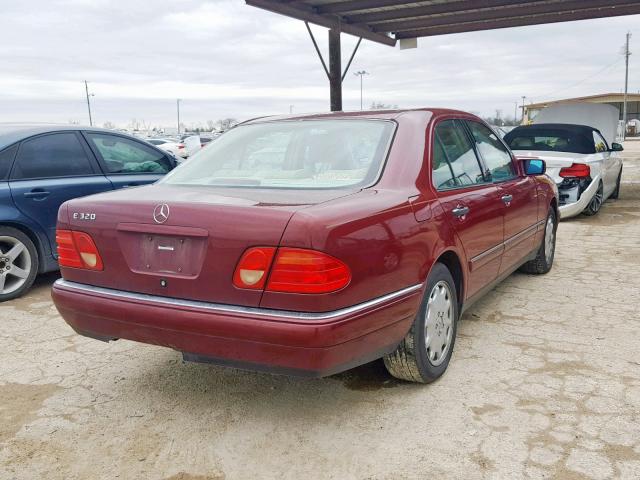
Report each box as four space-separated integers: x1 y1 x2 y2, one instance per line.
233 247 351 294
559 163 590 178
267 248 351 294
56 229 103 270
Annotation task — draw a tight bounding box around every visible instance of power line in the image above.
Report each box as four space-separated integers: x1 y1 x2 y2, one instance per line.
534 57 623 102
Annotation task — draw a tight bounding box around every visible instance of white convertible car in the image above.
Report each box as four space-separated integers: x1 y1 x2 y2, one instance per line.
505 104 624 219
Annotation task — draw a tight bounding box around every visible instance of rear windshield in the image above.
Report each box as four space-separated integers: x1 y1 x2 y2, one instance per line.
160 119 395 189
505 128 595 154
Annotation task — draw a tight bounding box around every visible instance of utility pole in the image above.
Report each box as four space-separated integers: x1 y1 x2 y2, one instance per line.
289 105 294 114
84 81 94 126
354 71 369 110
176 99 182 134
623 32 632 140
521 96 527 124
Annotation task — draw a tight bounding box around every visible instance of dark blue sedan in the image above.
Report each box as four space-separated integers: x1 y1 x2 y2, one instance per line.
0 125 176 301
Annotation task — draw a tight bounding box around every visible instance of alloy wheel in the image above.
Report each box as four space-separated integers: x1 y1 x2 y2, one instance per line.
589 183 604 213
0 236 32 295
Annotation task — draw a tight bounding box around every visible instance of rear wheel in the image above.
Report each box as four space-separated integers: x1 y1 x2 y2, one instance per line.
384 263 459 383
583 181 604 216
610 168 622 200
520 207 556 275
0 227 39 302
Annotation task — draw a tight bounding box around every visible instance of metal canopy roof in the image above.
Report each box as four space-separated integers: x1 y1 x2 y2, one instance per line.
246 0 640 46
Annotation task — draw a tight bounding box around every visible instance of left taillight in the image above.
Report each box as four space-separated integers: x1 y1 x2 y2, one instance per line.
56 230 104 270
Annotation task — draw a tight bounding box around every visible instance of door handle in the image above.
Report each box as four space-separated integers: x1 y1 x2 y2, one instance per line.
23 189 51 199
452 206 470 218
501 194 513 204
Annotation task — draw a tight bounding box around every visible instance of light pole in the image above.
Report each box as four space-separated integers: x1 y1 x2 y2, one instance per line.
176 99 182 134
521 95 527 124
354 70 369 110
84 80 95 126
622 32 632 140
289 105 294 114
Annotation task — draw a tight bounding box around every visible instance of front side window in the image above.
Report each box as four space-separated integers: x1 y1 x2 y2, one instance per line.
12 133 94 180
161 120 395 189
86 133 171 174
466 121 516 182
593 132 608 153
432 120 486 190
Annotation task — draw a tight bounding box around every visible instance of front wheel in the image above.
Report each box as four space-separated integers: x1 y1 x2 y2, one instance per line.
520 207 557 275
384 263 459 383
583 181 604 216
0 227 39 302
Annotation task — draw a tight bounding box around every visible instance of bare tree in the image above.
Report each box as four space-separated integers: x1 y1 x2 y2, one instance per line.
216 118 238 131
370 102 398 110
102 121 116 130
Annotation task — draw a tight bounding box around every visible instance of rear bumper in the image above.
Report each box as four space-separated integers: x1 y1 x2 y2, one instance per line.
52 279 422 377
558 173 601 219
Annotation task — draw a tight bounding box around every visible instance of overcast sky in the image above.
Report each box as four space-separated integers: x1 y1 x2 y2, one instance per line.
0 0 638 128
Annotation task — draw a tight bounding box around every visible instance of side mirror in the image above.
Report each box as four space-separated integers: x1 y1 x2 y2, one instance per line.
522 158 546 175
610 142 624 152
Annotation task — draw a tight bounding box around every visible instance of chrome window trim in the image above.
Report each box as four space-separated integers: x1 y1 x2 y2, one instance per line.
54 279 423 321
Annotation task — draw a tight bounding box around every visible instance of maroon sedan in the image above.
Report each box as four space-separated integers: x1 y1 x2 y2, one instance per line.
52 109 558 383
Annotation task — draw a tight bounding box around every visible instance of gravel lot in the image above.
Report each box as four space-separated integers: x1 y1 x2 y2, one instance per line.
1 142 639 480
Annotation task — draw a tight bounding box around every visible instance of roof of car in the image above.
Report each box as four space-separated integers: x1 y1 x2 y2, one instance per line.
0 124 127 151
241 108 475 125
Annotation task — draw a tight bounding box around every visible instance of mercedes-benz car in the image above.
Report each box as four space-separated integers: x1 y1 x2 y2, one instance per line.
52 109 558 383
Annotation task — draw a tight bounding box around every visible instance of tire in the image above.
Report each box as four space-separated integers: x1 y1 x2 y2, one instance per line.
520 207 557 275
384 263 459 383
610 168 622 200
0 227 39 302
583 181 604 216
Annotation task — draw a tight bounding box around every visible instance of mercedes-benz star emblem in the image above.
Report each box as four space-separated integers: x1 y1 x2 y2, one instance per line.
153 204 170 224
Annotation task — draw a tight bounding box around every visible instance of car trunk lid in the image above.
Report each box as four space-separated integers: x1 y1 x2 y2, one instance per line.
62 184 355 307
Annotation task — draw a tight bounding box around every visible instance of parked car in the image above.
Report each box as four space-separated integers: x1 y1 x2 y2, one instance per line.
52 109 558 383
0 125 176 301
146 138 188 160
491 125 515 138
505 104 624 219
200 136 213 149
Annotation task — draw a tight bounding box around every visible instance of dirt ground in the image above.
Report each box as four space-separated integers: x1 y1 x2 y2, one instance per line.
1 142 639 480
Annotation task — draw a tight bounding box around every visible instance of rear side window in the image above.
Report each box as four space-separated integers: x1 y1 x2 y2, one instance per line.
0 145 17 181
86 133 171 174
12 133 95 180
432 120 486 190
466 121 516 182
505 128 596 154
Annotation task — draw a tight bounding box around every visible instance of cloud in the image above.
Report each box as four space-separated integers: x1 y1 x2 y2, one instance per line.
0 0 637 127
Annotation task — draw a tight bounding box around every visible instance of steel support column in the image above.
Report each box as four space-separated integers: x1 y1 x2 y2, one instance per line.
329 28 342 112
